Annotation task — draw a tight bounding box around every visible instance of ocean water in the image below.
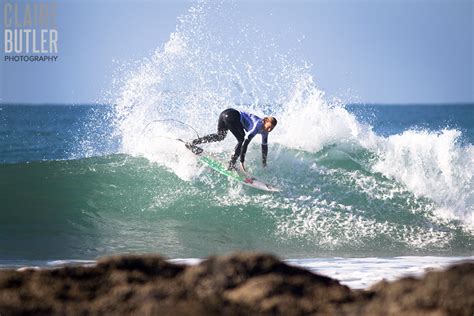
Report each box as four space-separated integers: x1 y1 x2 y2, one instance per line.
1 1 473 287
1 103 473 286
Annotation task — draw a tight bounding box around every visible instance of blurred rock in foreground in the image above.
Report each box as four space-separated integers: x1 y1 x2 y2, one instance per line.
0 252 472 315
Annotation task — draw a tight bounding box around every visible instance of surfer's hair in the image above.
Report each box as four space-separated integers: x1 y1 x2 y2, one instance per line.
265 116 278 127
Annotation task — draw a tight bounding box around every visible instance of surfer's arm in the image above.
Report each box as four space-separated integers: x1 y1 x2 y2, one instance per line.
262 134 268 167
262 144 268 167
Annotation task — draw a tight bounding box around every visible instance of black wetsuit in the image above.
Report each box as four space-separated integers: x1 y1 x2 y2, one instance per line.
191 108 268 167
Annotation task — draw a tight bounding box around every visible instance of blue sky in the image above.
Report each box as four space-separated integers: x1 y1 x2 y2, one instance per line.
1 0 472 104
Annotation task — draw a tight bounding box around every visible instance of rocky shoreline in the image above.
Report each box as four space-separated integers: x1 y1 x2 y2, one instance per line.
0 252 472 315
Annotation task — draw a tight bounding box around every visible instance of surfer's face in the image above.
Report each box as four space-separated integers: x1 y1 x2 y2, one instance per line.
263 118 276 133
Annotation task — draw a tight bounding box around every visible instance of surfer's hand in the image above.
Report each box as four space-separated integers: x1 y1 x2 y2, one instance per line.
263 161 267 168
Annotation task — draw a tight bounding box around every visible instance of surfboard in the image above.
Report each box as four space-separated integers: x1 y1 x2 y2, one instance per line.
185 143 280 192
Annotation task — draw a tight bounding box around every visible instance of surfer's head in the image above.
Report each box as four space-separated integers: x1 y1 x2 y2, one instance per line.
263 116 277 133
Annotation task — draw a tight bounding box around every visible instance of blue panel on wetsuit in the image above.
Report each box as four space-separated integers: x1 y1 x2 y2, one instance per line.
240 111 268 144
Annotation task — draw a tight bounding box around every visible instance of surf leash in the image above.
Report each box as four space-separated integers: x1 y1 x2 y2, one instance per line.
142 119 201 139
142 120 204 155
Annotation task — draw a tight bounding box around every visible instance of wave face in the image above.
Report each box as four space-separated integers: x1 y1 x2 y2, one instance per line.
1 1 473 260
0 148 472 260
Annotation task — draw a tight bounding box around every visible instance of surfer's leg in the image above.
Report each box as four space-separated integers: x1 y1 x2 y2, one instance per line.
227 117 246 168
191 111 230 145
229 140 243 168
191 131 226 145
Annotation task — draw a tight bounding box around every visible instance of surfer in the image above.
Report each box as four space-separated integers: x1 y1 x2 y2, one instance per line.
187 108 277 171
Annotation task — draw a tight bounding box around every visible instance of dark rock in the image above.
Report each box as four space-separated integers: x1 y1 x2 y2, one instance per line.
0 252 472 316
361 261 474 316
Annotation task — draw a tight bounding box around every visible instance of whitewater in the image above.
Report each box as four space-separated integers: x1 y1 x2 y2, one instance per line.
104 0 473 240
